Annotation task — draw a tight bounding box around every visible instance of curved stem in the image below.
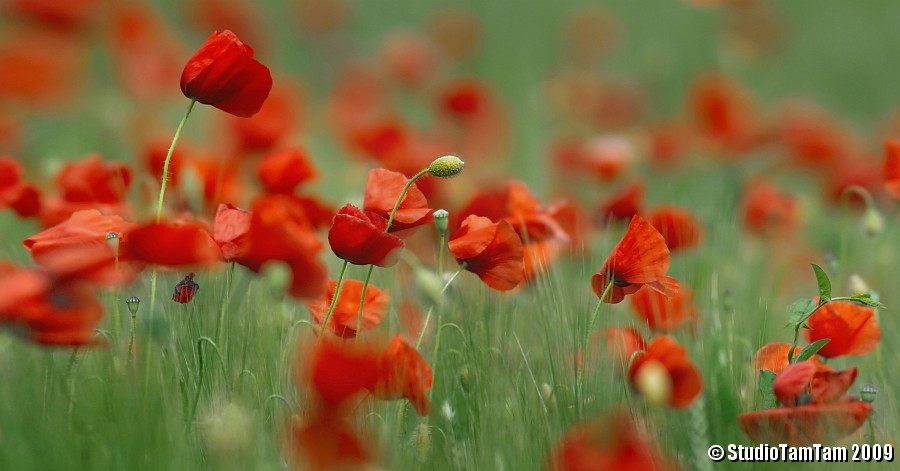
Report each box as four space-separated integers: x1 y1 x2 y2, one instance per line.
319 261 350 338
355 265 376 342
156 99 196 222
385 169 429 230
416 263 465 349
186 336 229 429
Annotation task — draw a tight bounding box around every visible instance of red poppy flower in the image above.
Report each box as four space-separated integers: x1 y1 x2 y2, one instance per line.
172 272 200 303
647 205 704 252
24 209 135 259
304 337 382 414
122 220 222 266
237 194 327 299
627 335 702 408
287 414 372 471
362 168 432 232
591 215 678 304
227 83 299 152
448 215 524 291
629 285 696 331
438 78 487 119
328 204 404 268
56 154 131 205
0 28 85 108
212 203 251 261
604 326 646 366
143 138 184 186
107 4 184 100
549 412 682 471
580 135 635 182
778 102 852 168
753 342 829 375
376 334 433 416
180 30 272 118
773 362 857 407
256 147 317 194
4 0 100 31
741 180 798 235
307 279 389 338
595 181 643 224
885 139 900 199
0 156 40 217
689 73 765 154
183 155 244 206
803 300 880 358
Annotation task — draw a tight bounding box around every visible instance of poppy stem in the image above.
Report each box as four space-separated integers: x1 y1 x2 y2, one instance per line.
385 168 430 230
355 265 375 342
215 261 235 350
416 263 465 349
577 282 613 396
155 99 196 222
320 260 350 338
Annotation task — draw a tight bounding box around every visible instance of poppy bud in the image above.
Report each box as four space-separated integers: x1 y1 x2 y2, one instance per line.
864 208 884 237
180 30 273 118
427 154 464 177
433 209 449 236
126 296 140 315
860 384 877 403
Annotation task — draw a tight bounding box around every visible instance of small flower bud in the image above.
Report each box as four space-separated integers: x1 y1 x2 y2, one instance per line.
633 359 672 407
411 423 431 461
105 231 120 256
126 296 140 315
427 154 464 177
433 209 449 236
864 208 884 237
860 384 877 403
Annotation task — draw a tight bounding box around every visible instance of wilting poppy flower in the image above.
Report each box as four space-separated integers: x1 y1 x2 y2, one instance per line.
363 168 432 232
885 139 900 199
647 205 704 252
122 220 222 266
739 362 871 445
0 156 40 217
595 181 643 224
753 342 828 375
256 147 317 194
448 215 525 291
181 30 272 117
627 335 702 408
307 279 389 338
328 204 404 268
172 272 200 303
549 412 682 471
591 215 678 304
630 285 697 331
741 180 798 235
803 300 880 358
287 414 372 471
376 334 433 416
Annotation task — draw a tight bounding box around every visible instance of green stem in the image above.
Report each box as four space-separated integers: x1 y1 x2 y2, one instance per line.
156 99 196 222
416 264 465 349
186 337 229 429
319 261 350 338
127 312 137 364
215 262 235 349
355 265 376 341
837 185 872 287
113 256 120 341
577 282 613 394
385 169 429 230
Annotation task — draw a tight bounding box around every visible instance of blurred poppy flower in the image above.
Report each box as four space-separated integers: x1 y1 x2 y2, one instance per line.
549 412 682 471
236 194 327 299
753 342 829 375
227 83 300 152
328 204 404 267
3 0 100 31
380 30 437 87
427 6 480 61
803 301 880 358
256 147 316 194
181 30 272 117
0 28 86 108
628 335 702 408
307 279 389 338
287 414 372 471
448 215 524 291
183 155 244 207
604 326 646 366
647 205 704 252
438 78 487 119
778 102 853 168
741 180 798 235
884 139 900 199
122 220 222 266
630 285 696 331
0 156 41 217
595 181 643 225
143 138 185 186
213 203 251 261
107 4 184 100
689 73 766 154
172 272 200 303
581 135 636 182
363 168 432 233
24 210 134 258
740 361 871 445
376 334 433 416
56 154 131 205
591 215 678 304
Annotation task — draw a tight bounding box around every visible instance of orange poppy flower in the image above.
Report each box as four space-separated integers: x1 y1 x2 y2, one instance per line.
803 300 880 358
56 154 131 206
0 156 40 217
122 220 222 266
627 335 702 408
212 203 251 261
181 30 272 118
256 147 317 194
0 28 86 108
741 180 798 235
363 168 433 232
884 139 900 199
595 181 643 224
328 204 404 267
307 279 389 339
629 285 697 331
549 412 682 471
448 215 525 292
376 334 433 416
591 215 678 304
647 205 704 252
752 342 828 375
236 194 327 299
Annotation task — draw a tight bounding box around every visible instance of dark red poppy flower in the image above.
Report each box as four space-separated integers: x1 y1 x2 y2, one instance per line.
328 204 404 267
627 335 702 408
629 285 696 331
753 342 828 375
591 215 678 304
741 180 798 235
227 83 300 152
549 412 682 471
803 300 880 358
306 279 389 338
376 334 433 416
740 361 871 445
122 220 222 266
236 194 327 299
448 215 524 291
595 181 643 224
256 147 317 194
0 156 41 217
180 30 272 117
172 272 200 303
363 168 432 232
885 139 900 199
647 205 704 252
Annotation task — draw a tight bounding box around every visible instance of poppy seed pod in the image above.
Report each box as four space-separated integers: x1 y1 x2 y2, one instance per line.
433 209 449 236
427 155 464 177
126 296 140 315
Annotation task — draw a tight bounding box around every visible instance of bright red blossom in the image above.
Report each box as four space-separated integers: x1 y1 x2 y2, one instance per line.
0 156 41 217
328 204 404 267
363 168 433 232
306 279 389 338
884 139 900 199
256 147 317 194
647 205 704 252
629 285 697 331
448 215 525 291
123 220 222 266
803 301 880 358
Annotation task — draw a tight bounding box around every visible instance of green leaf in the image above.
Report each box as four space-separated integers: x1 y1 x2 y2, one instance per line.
791 339 830 363
812 264 831 303
848 294 886 309
758 370 777 409
787 298 816 326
